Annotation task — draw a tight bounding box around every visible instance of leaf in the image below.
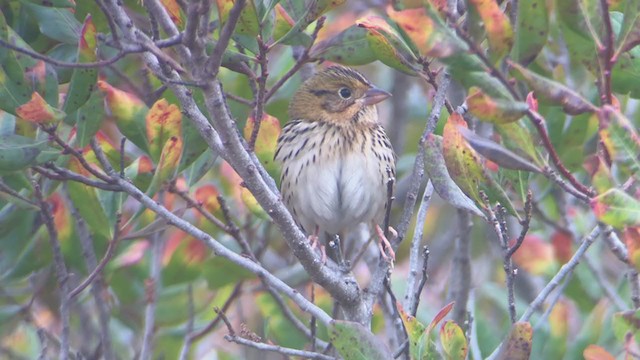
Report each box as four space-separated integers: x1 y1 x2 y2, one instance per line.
457 126 541 173
440 320 468 360
468 0 513 62
160 0 183 26
584 155 613 194
21 0 76 7
23 3 82 44
124 155 154 191
398 304 432 360
97 80 149 152
509 61 597 115
62 15 98 115
612 308 640 343
243 113 280 174
624 227 640 272
496 321 533 360
66 158 114 240
146 136 183 197
510 235 556 275
591 188 640 228
273 4 295 41
442 113 487 204
184 149 218 186
423 134 484 217
427 301 455 334
329 320 393 360
202 256 254 289
146 99 182 162
495 122 542 166
0 135 51 172
356 16 419 74
311 25 377 66
614 0 640 55
598 107 640 178
583 344 616 360
0 68 32 115
512 0 549 65
466 87 529 124
72 91 105 148
194 184 221 214
216 0 260 36
16 92 65 123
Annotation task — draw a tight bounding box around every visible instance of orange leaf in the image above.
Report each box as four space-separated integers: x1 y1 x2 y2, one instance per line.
468 0 513 62
583 345 616 360
625 227 640 271
548 299 570 338
160 0 182 26
511 235 555 275
466 87 528 123
78 15 97 61
551 230 573 264
146 99 182 162
244 113 281 163
97 80 146 121
16 92 64 123
195 184 221 214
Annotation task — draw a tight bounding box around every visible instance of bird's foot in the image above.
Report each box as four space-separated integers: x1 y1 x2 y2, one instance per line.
375 224 396 265
308 234 327 264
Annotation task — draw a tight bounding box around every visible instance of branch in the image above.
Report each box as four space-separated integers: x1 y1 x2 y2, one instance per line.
225 335 336 360
206 0 245 77
449 209 472 327
33 180 71 360
598 0 615 105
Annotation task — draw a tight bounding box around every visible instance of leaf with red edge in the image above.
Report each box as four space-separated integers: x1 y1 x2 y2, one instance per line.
468 0 513 62
387 3 465 58
466 87 528 124
509 61 597 115
194 184 221 214
146 99 182 162
624 227 640 272
16 92 65 123
551 230 573 264
584 155 614 194
511 235 555 275
442 113 487 204
398 303 428 353
63 15 98 115
599 106 640 178
583 345 616 360
216 0 259 36
356 16 419 74
427 301 455 334
147 136 184 197
160 0 183 26
243 113 281 175
591 188 640 229
496 321 533 360
273 3 295 41
125 155 154 191
97 80 149 152
440 320 468 360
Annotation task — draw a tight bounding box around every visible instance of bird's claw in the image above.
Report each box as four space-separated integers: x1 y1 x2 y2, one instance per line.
375 225 396 265
308 234 327 264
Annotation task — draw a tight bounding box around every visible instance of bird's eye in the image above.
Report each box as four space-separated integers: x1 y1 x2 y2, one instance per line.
338 87 352 99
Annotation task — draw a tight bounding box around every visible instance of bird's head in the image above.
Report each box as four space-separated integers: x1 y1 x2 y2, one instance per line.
288 66 391 125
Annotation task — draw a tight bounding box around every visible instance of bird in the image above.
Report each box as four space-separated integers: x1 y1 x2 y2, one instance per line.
274 65 397 263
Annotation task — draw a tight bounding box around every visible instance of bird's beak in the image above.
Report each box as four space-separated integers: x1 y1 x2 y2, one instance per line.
363 87 391 106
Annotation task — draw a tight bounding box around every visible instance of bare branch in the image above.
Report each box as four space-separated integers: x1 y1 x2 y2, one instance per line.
225 335 336 360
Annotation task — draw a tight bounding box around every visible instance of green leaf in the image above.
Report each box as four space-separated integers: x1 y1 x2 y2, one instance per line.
599 107 640 177
72 92 105 148
329 320 393 360
0 68 31 115
615 0 640 55
311 25 377 66
495 122 543 167
424 134 484 217
23 3 81 44
62 15 98 115
440 320 468 360
466 87 528 124
202 256 254 289
509 61 597 115
591 188 640 228
21 0 76 7
356 16 419 74
184 149 218 186
0 135 51 173
496 321 533 360
512 0 549 65
612 309 640 343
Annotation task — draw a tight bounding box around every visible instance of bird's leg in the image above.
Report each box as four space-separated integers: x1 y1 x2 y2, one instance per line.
375 224 396 263
308 226 327 263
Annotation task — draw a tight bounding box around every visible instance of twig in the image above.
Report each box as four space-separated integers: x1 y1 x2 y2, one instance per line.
140 192 167 360
167 183 235 236
264 17 325 101
449 209 472 328
33 180 71 360
68 200 116 360
188 283 243 341
403 181 434 316
69 216 122 299
506 190 533 258
33 165 122 192
248 36 269 151
178 284 195 360
214 307 235 335
0 180 37 207
629 270 640 309
206 0 245 77
598 0 615 105
225 335 335 360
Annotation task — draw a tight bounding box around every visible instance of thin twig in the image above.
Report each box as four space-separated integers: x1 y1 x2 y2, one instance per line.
629 270 640 309
33 180 71 360
403 181 434 315
449 209 472 328
188 283 243 341
206 0 245 77
225 335 336 360
0 180 37 207
598 0 615 105
248 36 269 151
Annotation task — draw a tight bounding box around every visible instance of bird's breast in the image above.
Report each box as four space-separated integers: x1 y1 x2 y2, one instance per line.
275 120 395 235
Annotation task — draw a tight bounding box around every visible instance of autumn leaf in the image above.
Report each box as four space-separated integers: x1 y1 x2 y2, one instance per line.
16 92 65 123
146 99 182 162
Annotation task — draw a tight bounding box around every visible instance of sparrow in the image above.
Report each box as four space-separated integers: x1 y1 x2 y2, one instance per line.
274 66 397 263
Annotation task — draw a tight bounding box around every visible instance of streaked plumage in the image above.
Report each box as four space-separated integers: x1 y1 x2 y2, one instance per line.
274 66 396 260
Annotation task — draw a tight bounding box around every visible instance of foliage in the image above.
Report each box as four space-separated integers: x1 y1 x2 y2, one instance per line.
0 0 639 359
